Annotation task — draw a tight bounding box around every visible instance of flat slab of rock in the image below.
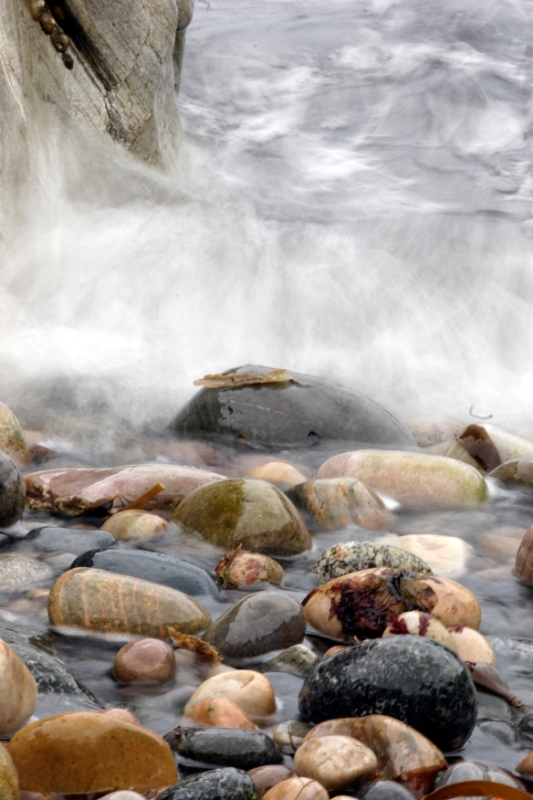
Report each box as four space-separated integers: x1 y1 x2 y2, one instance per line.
25 464 226 516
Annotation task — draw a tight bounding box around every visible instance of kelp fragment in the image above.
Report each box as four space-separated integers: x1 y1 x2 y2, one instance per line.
457 424 502 473
167 627 222 663
193 369 300 389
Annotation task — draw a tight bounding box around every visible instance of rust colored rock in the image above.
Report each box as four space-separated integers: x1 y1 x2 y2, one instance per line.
102 510 168 541
516 752 533 776
113 639 176 684
304 714 446 793
215 548 285 589
8 711 177 793
0 639 37 736
185 697 257 729
514 525 533 585
248 765 295 799
48 568 211 638
0 402 29 466
302 568 480 641
24 464 226 516
294 734 377 792
316 449 488 508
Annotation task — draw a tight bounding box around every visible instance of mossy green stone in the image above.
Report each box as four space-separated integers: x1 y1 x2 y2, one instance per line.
172 479 312 556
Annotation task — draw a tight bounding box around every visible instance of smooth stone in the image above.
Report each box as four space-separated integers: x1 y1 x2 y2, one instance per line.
513 524 533 585
0 452 25 528
303 715 446 793
477 720 518 747
70 548 219 596
8 711 177 793
448 627 496 664
398 534 474 578
100 708 141 726
25 527 116 554
311 541 432 581
382 611 457 652
247 462 307 486
262 777 329 800
101 510 168 541
286 478 391 531
0 639 37 735
358 781 416 800
157 767 257 800
101 793 145 800
0 747 18 800
48 567 211 638
164 726 283 770
203 591 306 661
302 568 481 641
298 636 477 750
316 450 489 508
0 554 53 592
489 455 533 489
405 417 463 448
24 464 227 516
0 402 30 466
257 644 319 677
215 549 285 589
295 735 377 792
272 720 313 753
183 671 276 720
436 761 522 787
113 638 176 684
248 765 295 799
294 735 378 792
170 364 414 449
184 698 256 729
172 479 312 556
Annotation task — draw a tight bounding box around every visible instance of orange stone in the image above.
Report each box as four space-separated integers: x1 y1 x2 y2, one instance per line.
8 711 177 794
185 697 257 729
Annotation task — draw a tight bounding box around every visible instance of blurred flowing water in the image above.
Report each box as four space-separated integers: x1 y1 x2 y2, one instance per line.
1 0 533 434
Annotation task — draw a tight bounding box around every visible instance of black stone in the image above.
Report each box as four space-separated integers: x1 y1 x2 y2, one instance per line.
203 591 306 660
358 781 415 800
157 768 257 800
164 726 283 770
299 636 477 751
170 365 414 449
70 548 219 596
0 451 25 528
24 527 116 554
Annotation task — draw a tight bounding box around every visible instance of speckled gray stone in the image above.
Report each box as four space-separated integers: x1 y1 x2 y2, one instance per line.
157 767 257 800
311 541 432 581
25 527 116 555
0 451 25 527
204 591 306 661
0 554 53 591
164 726 283 770
299 636 477 751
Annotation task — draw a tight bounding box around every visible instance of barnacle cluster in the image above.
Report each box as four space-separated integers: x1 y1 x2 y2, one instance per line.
28 0 74 69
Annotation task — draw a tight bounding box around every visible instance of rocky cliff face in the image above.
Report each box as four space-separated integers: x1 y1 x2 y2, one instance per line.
0 0 193 233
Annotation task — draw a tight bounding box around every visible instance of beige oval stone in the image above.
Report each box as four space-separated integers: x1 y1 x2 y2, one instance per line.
113 639 176 684
0 402 29 466
382 611 457 652
316 450 488 508
247 462 307 486
215 548 285 589
102 510 168 541
448 627 496 665
185 697 257 729
399 534 474 578
263 777 329 800
48 568 211 638
0 639 37 736
294 734 377 792
8 711 177 793
183 670 276 720
0 743 19 800
422 575 481 629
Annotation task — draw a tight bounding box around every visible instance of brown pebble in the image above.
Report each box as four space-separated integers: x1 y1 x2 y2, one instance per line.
248 765 295 798
294 734 377 792
263 777 329 800
185 697 256 729
39 12 55 34
113 639 176 684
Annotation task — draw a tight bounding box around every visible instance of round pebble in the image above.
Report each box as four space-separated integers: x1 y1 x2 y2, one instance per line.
262 776 329 800
185 697 257 729
184 670 276 720
102 510 169 541
294 734 377 791
113 638 176 684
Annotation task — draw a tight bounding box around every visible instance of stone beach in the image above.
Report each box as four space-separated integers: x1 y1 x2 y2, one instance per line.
1 375 533 799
